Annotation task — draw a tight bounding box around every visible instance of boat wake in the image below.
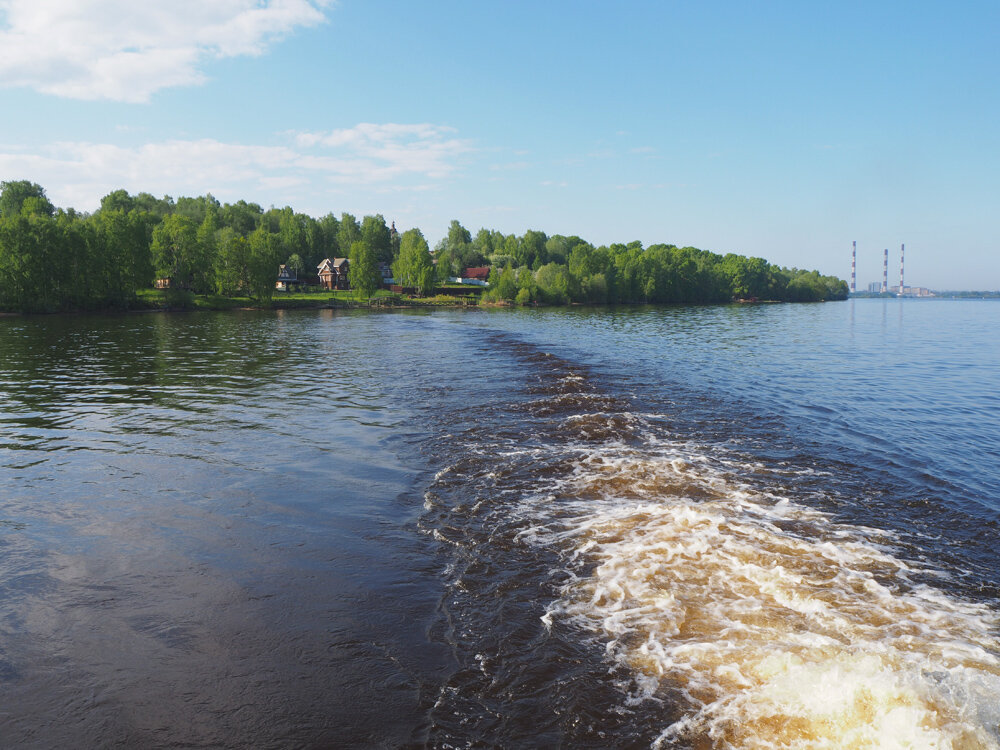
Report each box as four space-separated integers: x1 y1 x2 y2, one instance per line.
528 439 1000 748
422 335 1000 748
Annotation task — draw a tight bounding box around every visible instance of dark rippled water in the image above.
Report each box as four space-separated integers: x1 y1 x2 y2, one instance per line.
1 299 998 748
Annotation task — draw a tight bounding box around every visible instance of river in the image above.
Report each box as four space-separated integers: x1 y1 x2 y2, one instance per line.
1 299 998 748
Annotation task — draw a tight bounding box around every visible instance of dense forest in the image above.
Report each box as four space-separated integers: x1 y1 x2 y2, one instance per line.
0 180 847 313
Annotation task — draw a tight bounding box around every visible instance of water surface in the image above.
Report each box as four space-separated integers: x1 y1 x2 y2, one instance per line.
1 299 998 748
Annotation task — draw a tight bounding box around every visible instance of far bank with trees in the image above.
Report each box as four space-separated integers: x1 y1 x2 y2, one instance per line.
0 180 848 314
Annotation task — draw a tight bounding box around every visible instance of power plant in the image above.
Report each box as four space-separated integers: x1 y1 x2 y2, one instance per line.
852 242 933 297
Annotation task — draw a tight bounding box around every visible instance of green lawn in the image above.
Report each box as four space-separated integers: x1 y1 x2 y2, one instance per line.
135 287 480 310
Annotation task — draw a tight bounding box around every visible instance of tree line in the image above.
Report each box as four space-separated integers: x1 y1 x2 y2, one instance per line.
0 180 847 313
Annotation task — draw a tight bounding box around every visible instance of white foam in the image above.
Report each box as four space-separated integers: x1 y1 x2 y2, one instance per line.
519 438 1000 749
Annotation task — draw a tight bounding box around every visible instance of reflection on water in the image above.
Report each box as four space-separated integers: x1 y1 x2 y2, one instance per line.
2 301 999 748
0 310 456 748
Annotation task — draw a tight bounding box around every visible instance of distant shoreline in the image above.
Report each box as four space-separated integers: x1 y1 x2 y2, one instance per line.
0 294 849 318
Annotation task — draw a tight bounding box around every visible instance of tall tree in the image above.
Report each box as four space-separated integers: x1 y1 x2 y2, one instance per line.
392 228 434 295
195 204 220 293
486 264 517 302
318 213 341 260
447 219 472 250
214 228 250 296
337 213 361 257
246 224 283 301
0 181 54 219
219 200 263 235
99 189 135 214
93 208 153 306
151 215 199 288
520 229 548 269
361 214 392 264
174 194 220 226
348 240 380 299
0 212 63 311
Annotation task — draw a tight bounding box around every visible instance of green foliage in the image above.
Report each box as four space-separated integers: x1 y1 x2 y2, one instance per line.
534 263 570 305
436 219 485 273
361 214 392 264
483 264 517 303
472 228 503 258
219 200 262 235
277 207 307 262
133 193 174 219
520 230 548 269
434 244 456 282
1 181 54 219
0 213 60 311
91 208 154 306
447 219 472 250
348 240 380 299
780 268 849 302
174 194 220 226
246 225 283 301
151 214 199 289
214 228 250 296
99 189 135 214
338 213 361 257
196 205 220 291
392 228 435 295
0 181 850 313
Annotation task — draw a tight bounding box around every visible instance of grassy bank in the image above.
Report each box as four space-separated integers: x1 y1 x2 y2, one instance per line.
134 288 482 311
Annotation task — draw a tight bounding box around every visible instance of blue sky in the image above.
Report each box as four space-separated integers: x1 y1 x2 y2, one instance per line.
1 0 998 289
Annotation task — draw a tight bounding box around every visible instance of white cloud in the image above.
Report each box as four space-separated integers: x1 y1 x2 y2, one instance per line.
0 0 331 101
293 123 473 180
0 124 475 211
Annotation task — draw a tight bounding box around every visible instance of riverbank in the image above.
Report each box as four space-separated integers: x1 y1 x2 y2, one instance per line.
135 288 482 312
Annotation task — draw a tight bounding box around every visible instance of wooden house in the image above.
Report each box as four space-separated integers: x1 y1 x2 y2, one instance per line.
275 264 300 292
459 266 490 286
318 258 350 290
463 266 491 283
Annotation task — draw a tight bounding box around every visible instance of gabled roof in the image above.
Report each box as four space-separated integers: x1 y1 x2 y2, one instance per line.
464 266 491 281
319 258 349 275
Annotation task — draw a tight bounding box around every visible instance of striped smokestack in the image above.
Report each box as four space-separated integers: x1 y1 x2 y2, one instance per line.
851 241 856 294
899 243 905 296
882 248 888 293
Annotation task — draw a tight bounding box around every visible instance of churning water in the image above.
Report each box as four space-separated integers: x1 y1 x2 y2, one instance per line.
1 299 999 748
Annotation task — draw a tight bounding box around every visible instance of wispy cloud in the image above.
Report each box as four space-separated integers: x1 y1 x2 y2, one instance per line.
0 124 475 210
0 0 331 102
292 123 474 180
